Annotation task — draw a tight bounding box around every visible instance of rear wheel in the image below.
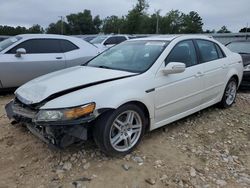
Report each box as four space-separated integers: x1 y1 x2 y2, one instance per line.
93 104 146 156
219 78 237 108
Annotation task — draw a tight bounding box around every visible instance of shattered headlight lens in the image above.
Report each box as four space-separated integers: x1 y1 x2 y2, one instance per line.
35 103 96 122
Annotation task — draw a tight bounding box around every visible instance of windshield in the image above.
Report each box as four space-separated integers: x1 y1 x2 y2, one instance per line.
90 36 108 44
227 41 250 54
0 36 22 52
87 40 169 73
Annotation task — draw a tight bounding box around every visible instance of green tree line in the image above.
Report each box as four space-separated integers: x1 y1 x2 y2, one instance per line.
0 24 44 35
0 0 247 36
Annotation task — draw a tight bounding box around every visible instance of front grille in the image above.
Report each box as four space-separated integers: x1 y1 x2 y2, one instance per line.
13 98 38 119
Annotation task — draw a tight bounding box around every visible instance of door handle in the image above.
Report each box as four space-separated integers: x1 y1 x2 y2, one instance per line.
56 57 63 60
195 72 204 78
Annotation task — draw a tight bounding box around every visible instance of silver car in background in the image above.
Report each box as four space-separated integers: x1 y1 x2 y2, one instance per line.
0 34 100 90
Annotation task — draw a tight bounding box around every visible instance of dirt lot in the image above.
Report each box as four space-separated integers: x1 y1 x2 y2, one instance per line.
0 92 249 188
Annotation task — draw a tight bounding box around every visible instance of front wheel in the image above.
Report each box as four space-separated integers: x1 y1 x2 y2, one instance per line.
93 104 146 156
219 77 238 108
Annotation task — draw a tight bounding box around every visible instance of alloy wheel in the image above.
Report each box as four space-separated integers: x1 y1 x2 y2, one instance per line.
109 110 142 152
225 80 237 106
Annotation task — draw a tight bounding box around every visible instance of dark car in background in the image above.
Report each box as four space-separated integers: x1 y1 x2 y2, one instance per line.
226 40 250 88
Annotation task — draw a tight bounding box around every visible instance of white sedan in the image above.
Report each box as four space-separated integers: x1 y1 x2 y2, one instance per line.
0 34 100 89
5 35 243 156
90 35 130 51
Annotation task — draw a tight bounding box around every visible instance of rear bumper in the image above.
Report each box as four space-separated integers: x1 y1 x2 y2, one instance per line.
240 71 250 88
5 100 94 148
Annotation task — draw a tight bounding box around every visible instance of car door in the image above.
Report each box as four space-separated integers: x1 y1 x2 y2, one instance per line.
0 39 66 88
154 40 204 127
195 39 228 104
59 39 82 67
61 39 98 67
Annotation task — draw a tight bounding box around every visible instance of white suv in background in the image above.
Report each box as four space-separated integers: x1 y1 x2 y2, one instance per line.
90 35 130 51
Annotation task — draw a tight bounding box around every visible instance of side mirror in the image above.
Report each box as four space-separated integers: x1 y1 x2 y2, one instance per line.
15 48 26 57
162 62 186 75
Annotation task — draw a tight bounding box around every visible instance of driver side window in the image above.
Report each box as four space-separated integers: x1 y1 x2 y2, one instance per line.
6 39 62 54
165 40 197 67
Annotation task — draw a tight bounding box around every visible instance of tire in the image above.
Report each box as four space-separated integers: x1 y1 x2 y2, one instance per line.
219 77 238 108
93 104 146 156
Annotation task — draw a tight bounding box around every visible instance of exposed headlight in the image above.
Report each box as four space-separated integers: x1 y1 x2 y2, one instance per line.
244 65 250 72
34 103 96 122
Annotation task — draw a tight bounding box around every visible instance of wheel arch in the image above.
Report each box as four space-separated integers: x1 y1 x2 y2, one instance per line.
98 100 151 132
220 74 240 101
225 67 242 89
231 74 239 87
218 74 239 108
119 101 151 132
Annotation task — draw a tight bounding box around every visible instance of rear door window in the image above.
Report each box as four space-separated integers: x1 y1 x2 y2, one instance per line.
60 40 79 53
7 39 62 54
196 40 219 63
215 44 225 58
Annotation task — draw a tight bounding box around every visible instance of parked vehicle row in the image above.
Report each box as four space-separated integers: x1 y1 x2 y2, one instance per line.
0 34 101 89
5 35 243 156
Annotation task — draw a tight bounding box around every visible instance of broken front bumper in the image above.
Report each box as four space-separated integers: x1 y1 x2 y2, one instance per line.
5 100 95 148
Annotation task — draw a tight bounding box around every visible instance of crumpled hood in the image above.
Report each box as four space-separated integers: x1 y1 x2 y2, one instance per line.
15 66 135 105
240 54 250 66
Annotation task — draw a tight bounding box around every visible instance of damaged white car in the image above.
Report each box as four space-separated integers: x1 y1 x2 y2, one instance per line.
5 35 243 156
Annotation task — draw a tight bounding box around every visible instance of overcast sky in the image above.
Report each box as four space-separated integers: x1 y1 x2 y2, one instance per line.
0 0 249 32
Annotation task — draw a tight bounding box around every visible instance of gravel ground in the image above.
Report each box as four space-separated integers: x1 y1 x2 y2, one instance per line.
0 92 249 188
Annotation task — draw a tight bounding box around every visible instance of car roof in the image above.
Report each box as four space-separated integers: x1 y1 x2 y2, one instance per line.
16 34 214 43
17 34 79 40
94 34 130 37
130 34 213 42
